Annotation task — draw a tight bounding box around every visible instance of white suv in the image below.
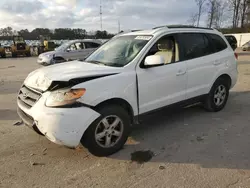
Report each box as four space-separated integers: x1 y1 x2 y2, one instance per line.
17 26 238 156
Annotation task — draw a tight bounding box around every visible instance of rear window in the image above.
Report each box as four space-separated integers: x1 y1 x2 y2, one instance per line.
85 42 101 48
208 34 228 52
225 35 237 42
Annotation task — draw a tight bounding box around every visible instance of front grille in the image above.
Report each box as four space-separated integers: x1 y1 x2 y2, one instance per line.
18 85 42 109
17 43 25 50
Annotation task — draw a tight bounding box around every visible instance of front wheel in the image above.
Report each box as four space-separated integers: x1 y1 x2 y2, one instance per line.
203 78 230 112
82 105 131 156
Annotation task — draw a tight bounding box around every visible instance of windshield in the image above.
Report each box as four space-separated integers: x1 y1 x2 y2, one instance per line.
55 41 70 51
85 35 152 67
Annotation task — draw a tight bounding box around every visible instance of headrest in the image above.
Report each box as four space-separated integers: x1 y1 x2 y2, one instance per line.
157 39 173 51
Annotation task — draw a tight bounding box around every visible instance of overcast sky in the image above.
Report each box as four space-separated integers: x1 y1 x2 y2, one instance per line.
0 0 207 33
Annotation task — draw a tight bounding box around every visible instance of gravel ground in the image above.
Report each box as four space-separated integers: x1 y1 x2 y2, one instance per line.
1 57 250 188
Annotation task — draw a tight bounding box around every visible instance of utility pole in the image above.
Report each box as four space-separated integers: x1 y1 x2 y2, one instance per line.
100 0 102 31
118 20 120 33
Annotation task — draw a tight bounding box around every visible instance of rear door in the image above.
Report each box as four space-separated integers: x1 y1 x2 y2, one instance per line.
178 32 216 99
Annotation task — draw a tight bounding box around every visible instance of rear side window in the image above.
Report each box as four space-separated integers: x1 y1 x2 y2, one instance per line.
225 35 237 43
208 34 227 52
179 33 213 60
85 42 101 48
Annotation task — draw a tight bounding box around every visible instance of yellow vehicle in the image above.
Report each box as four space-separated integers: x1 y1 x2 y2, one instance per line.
0 44 6 58
11 36 31 57
38 35 56 55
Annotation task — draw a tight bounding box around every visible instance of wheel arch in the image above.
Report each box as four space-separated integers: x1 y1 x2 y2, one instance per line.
94 98 135 124
215 74 232 88
53 56 65 60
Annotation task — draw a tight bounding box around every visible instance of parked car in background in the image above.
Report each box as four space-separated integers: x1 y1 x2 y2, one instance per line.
242 41 250 51
37 39 102 65
17 25 237 156
224 35 237 51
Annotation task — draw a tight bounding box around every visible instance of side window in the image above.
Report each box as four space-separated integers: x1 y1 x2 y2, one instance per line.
208 34 227 52
75 42 83 50
179 33 213 60
85 42 101 48
143 35 179 65
68 44 77 51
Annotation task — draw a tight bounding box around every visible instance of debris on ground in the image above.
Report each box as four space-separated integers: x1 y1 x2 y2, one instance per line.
30 162 45 166
130 150 154 164
8 66 15 68
42 148 47 153
196 136 204 142
159 165 166 170
13 120 23 126
30 153 35 156
76 145 84 151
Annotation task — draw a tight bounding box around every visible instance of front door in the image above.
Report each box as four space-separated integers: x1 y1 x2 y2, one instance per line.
63 43 79 60
136 34 187 114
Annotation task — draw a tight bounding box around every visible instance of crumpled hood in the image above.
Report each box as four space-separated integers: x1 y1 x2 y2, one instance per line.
24 60 121 91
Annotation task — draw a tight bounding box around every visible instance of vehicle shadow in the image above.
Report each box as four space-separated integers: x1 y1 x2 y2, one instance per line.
111 91 250 170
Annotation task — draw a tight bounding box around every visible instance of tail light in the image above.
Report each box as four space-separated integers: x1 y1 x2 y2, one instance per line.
234 52 238 60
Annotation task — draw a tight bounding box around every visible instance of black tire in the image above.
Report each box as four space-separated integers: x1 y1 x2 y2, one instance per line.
26 51 31 57
82 105 131 156
203 78 230 112
1 53 6 58
54 58 66 64
12 52 17 58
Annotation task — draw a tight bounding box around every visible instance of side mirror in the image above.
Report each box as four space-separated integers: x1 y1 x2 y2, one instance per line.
144 55 165 68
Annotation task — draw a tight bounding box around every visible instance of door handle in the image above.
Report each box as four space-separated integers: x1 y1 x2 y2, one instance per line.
176 70 186 76
213 60 222 65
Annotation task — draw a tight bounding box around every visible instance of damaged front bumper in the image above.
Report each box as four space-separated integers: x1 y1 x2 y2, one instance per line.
17 91 100 148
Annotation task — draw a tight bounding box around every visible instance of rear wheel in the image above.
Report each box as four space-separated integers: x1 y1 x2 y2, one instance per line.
82 105 131 156
203 78 230 112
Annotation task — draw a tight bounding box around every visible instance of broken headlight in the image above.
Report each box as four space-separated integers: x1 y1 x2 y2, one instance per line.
45 88 86 107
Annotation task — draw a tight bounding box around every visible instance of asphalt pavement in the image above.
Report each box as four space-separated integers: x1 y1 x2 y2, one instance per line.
1 57 250 188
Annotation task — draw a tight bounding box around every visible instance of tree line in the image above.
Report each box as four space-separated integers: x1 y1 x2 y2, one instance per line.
189 0 250 32
0 27 115 40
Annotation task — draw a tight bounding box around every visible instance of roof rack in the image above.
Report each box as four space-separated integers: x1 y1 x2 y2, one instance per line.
152 25 213 30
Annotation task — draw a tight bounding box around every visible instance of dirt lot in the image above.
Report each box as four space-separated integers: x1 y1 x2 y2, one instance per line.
1 57 250 188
